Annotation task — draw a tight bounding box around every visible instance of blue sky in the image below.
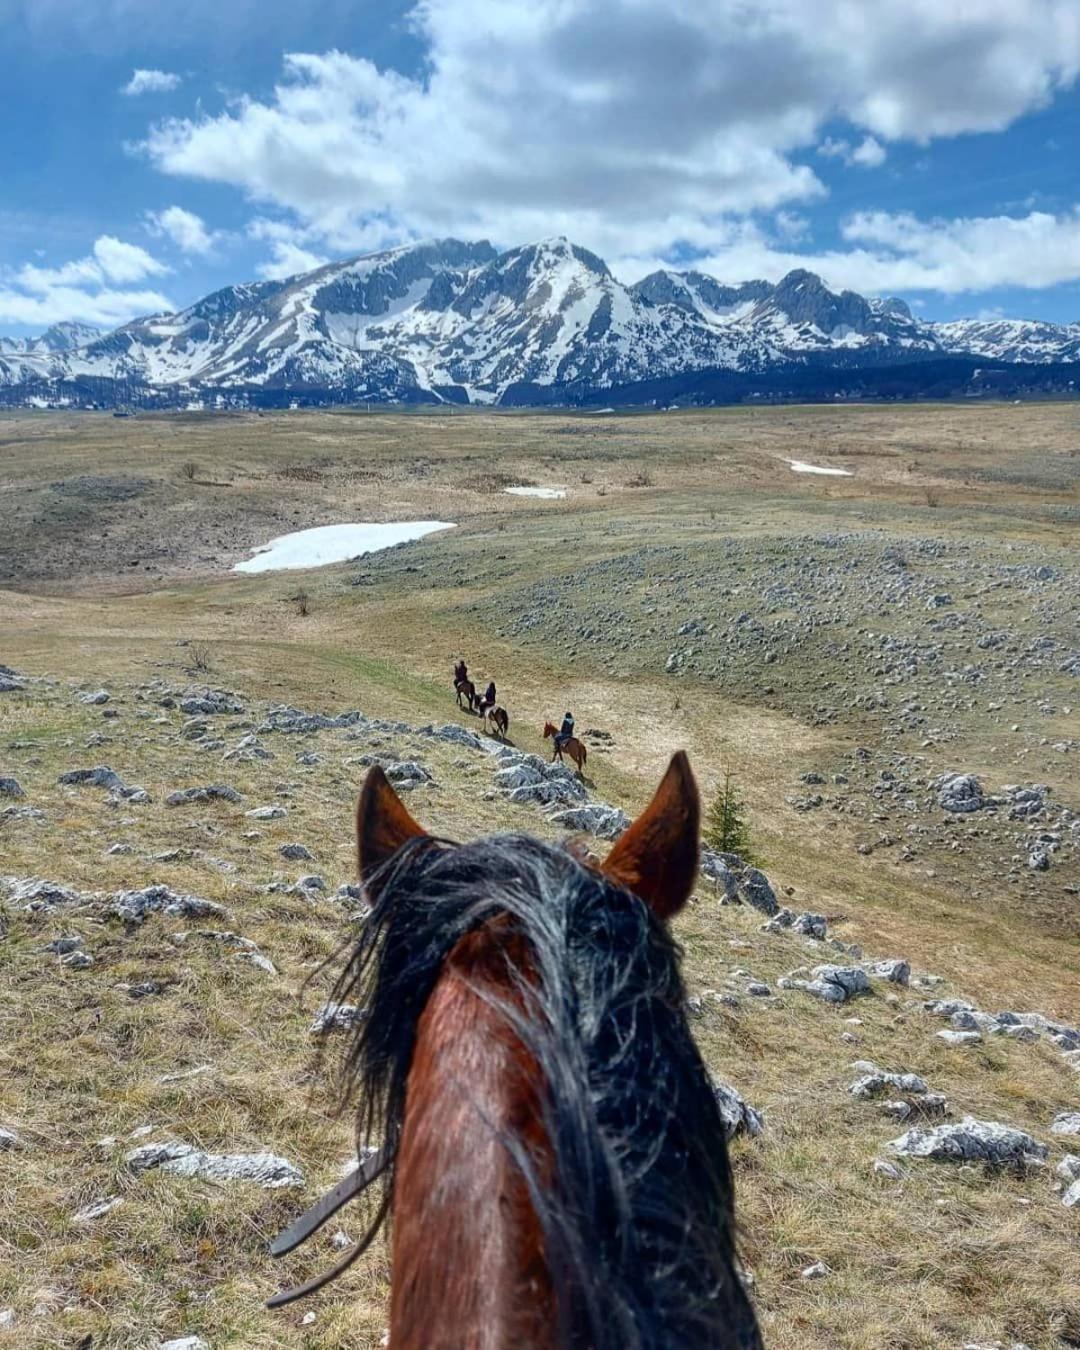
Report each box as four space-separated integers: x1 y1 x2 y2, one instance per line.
2 0 1079 336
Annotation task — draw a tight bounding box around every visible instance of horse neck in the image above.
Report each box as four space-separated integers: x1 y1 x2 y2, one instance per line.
389 927 556 1349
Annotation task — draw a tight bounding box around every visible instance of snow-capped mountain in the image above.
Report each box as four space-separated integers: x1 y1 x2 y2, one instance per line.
934 317 1080 364
1 238 1077 408
0 321 103 355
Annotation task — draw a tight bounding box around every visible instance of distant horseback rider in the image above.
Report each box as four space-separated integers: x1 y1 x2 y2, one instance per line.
453 659 468 686
555 711 574 751
479 680 497 713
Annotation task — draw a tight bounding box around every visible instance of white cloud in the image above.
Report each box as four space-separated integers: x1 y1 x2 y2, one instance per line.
138 0 1080 273
146 205 217 255
610 208 1080 297
817 134 887 168
123 68 182 96
0 235 172 329
247 219 329 279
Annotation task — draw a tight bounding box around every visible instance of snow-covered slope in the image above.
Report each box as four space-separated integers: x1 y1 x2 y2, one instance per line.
934 317 1080 364
2 239 1077 407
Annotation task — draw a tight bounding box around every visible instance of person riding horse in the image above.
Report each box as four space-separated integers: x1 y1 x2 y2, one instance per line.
478 680 497 715
453 659 468 686
554 711 574 751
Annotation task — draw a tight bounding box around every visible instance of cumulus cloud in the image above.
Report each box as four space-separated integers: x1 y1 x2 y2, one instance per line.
146 205 217 255
0 235 172 328
818 134 887 167
246 219 329 279
611 208 1080 297
123 68 182 96
138 0 1079 273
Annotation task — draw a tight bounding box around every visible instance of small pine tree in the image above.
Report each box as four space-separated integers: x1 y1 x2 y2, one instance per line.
704 772 758 864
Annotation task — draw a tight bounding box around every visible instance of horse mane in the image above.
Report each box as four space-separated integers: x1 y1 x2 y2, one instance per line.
328 833 759 1349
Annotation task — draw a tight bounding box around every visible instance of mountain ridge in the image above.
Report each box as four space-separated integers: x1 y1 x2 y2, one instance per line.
2 237 1078 408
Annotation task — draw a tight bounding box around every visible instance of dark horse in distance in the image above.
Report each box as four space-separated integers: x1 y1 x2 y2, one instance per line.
269 754 760 1349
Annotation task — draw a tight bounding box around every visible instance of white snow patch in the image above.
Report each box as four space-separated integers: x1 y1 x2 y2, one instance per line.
787 459 854 477
504 486 567 499
234 522 456 573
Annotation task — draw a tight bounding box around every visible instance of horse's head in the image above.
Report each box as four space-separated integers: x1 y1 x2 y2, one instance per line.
543 721 557 738
325 752 757 1347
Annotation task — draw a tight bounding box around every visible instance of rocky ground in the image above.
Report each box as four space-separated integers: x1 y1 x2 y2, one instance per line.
1 663 1078 1348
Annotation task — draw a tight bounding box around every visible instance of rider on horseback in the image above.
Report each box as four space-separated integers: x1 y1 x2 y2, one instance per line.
554 711 574 751
454 659 468 685
480 680 496 712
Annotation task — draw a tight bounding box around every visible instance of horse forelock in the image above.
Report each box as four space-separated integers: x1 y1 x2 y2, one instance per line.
329 833 760 1350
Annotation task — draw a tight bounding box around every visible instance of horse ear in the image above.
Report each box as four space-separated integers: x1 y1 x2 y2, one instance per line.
601 752 700 920
356 765 427 886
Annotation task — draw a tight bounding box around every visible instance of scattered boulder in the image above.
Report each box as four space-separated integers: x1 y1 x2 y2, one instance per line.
937 1029 982 1046
126 1140 303 1187
419 723 484 750
78 689 110 705
935 772 984 814
279 842 314 861
780 964 869 1003
178 689 245 716
700 850 779 916
764 908 827 939
108 885 228 925
710 1077 765 1141
159 1338 210 1350
385 761 432 790
2 876 88 909
867 958 910 986
166 784 242 807
849 1068 929 1099
1051 1112 1080 1136
0 777 24 798
0 1126 25 1150
310 1003 366 1036
73 1196 123 1223
61 950 94 970
246 805 287 820
888 1116 1048 1170
549 803 630 840
800 1261 829 1281
58 765 149 803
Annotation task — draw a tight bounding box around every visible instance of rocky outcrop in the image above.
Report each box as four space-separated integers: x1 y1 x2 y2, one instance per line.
888 1117 1048 1170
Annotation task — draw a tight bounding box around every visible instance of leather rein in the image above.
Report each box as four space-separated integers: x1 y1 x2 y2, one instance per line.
266 1144 389 1308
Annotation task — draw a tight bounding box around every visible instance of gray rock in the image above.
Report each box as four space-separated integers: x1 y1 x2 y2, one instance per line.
73 1196 123 1223
701 850 779 916
179 690 245 716
849 1069 929 1099
222 734 273 762
800 1261 829 1281
159 1338 210 1350
867 958 910 985
310 1002 366 1036
419 723 484 750
296 874 326 892
165 784 242 807
78 689 110 705
1063 1179 1080 1208
58 765 149 802
888 1116 1048 1170
246 805 286 820
385 761 432 789
549 803 630 840
2 876 87 909
1057 1155 1080 1183
937 1029 982 1046
873 1158 905 1181
935 772 984 813
764 908 827 939
0 1126 24 1150
109 885 228 925
0 777 24 798
279 842 314 861
813 965 870 997
710 1077 764 1141
126 1140 303 1187
60 950 94 970
1051 1112 1080 1136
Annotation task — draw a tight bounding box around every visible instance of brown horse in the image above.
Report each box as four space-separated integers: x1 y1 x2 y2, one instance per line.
544 720 587 774
270 755 760 1348
484 704 510 739
455 677 478 711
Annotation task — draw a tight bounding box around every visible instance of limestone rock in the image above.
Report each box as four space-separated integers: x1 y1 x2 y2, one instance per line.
0 777 24 798
710 1077 765 1141
888 1116 1047 1170
549 803 630 840
126 1140 303 1187
58 765 149 802
1051 1112 1080 1136
165 785 242 807
310 1003 366 1036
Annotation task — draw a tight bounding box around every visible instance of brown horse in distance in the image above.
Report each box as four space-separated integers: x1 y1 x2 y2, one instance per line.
544 720 587 775
272 756 760 1347
455 677 478 711
484 704 510 739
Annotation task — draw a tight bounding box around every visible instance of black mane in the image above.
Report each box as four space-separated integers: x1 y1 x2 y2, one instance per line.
329 832 761 1350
